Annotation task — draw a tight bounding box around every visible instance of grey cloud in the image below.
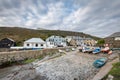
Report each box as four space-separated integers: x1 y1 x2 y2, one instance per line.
72 0 120 37
0 0 120 38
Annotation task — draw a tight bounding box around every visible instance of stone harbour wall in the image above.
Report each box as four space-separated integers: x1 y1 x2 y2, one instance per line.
0 47 72 65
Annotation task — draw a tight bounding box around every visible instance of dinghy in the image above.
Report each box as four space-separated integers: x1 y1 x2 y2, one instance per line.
93 58 107 68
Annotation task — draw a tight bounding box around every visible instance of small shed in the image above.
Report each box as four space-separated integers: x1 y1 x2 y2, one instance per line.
0 38 16 48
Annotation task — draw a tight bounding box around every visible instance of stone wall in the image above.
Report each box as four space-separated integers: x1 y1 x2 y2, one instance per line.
0 47 72 65
0 48 11 52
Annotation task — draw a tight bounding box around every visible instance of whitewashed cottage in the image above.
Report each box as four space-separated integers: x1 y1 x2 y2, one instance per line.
24 38 46 49
46 35 67 48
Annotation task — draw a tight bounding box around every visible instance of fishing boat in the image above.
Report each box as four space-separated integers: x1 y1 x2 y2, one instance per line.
93 58 107 68
82 47 93 53
92 48 101 54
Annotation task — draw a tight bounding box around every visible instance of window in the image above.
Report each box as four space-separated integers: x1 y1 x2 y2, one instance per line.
59 39 61 41
8 44 11 46
50 42 52 45
63 40 65 42
35 44 38 47
41 44 43 46
27 44 29 46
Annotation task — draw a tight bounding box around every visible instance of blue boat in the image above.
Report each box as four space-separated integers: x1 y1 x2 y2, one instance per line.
93 58 107 68
93 48 101 54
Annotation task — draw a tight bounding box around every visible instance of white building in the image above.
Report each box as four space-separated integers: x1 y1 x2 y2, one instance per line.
46 35 67 48
115 37 120 40
83 38 96 46
66 36 84 46
24 38 46 49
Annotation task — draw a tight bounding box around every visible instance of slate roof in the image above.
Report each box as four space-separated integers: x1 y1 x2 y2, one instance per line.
24 38 45 43
0 38 15 42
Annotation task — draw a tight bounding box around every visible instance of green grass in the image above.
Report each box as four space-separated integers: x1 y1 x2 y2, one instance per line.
109 62 120 80
23 58 36 64
102 62 120 80
38 55 44 60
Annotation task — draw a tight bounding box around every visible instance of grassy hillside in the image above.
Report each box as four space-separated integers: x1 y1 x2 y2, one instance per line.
0 27 100 46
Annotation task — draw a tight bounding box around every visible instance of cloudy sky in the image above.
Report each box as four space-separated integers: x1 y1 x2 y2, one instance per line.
0 0 120 38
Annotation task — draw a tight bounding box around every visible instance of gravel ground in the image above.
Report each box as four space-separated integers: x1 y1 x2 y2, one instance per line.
34 51 101 80
1 49 114 80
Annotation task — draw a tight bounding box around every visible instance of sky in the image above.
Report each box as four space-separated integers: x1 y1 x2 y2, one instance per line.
0 0 120 38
